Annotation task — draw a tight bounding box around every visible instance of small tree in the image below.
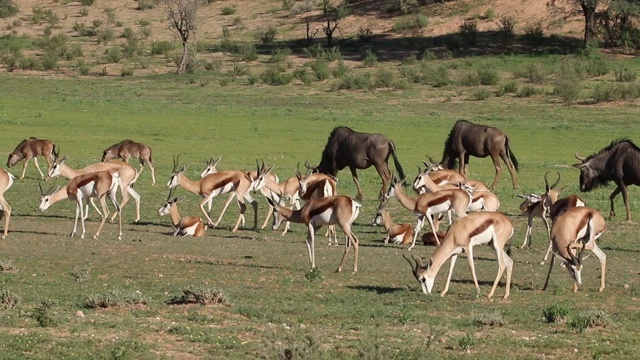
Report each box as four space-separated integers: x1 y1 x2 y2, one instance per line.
164 0 199 74
319 0 340 47
0 0 19 18
548 0 601 48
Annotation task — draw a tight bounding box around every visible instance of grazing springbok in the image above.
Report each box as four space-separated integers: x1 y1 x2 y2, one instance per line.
403 211 514 299
305 126 406 201
518 172 585 264
48 154 142 222
167 156 268 232
371 206 413 245
200 157 282 231
440 119 519 190
102 140 155 185
7 137 57 179
158 188 205 237
268 195 362 273
0 168 15 239
39 171 122 240
383 176 471 250
573 138 640 222
542 207 606 293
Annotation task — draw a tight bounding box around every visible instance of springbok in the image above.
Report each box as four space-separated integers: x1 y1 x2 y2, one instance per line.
457 183 500 212
0 168 15 239
167 156 268 232
268 195 361 273
39 171 122 240
416 159 490 193
518 172 585 264
200 157 282 230
158 188 205 237
102 140 155 185
305 126 405 201
7 137 57 179
48 154 142 222
296 168 339 245
542 207 606 293
371 206 413 245
403 211 514 299
440 119 519 190
383 176 471 250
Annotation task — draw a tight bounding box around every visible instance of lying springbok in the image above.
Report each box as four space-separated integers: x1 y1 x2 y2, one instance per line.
102 140 155 185
0 168 15 239
7 137 57 179
158 188 205 237
268 195 361 273
542 207 606 293
518 172 585 263
39 171 122 240
48 154 142 222
167 156 268 232
200 157 282 230
384 176 471 249
403 211 514 299
371 206 413 245
418 158 490 192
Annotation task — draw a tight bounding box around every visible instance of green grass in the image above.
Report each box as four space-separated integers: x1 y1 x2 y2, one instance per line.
0 74 639 358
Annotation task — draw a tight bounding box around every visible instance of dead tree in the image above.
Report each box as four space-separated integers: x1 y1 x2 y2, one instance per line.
164 0 199 74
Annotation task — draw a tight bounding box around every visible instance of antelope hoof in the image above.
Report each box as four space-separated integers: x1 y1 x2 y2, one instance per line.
93 235 98 239
1 235 6 240
118 235 122 240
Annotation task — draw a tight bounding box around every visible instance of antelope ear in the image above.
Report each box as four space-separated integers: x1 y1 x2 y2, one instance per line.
516 194 527 199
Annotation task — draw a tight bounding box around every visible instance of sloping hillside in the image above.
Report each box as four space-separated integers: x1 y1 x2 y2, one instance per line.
0 0 584 75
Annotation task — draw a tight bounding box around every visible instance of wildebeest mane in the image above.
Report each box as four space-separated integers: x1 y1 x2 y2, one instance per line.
441 120 470 167
585 138 640 161
584 138 640 190
12 139 28 152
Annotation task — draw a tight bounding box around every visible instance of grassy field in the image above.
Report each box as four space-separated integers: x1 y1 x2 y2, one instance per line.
0 69 640 359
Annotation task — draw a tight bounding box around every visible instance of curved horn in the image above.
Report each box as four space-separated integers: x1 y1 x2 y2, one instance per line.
402 254 419 277
296 162 301 177
550 172 561 190
544 171 551 192
575 151 586 162
166 187 174 202
411 254 424 269
427 155 438 165
38 182 44 195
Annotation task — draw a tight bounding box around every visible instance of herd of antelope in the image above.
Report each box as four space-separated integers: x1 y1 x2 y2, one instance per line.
1 123 623 300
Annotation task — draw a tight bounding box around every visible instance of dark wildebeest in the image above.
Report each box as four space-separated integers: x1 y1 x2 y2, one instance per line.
573 138 640 222
440 119 519 190
7 137 57 179
306 126 406 201
102 140 155 185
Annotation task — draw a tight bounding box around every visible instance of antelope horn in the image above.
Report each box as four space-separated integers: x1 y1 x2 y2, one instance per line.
304 160 314 170
550 172 561 190
411 254 425 269
402 254 419 277
575 151 586 162
261 159 266 172
38 182 44 195
172 154 180 172
544 171 551 192
166 187 174 202
516 194 527 199
296 162 301 177
427 155 438 165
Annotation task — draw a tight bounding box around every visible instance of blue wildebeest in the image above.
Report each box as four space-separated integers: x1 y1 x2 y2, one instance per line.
306 126 406 201
7 137 57 180
573 138 640 222
102 139 155 185
440 119 519 190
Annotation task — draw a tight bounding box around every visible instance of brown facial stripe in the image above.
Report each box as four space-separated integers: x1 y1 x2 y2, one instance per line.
468 219 494 239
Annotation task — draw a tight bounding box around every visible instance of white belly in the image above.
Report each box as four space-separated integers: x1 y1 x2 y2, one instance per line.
310 208 336 226
470 225 495 247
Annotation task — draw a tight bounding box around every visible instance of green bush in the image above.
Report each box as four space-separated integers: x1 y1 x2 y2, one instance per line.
75 59 90 75
592 83 617 103
0 288 20 309
543 303 570 324
255 25 277 45
310 59 331 81
169 285 230 306
331 73 372 91
375 68 395 88
614 65 637 82
362 49 377 68
554 76 581 105
236 43 258 61
471 88 493 101
332 60 349 79
97 27 115 44
267 47 292 63
151 40 174 56
137 0 159 10
524 63 546 84
294 68 314 85
569 309 610 333
517 85 538 97
459 71 480 86
221 6 236 15
524 21 545 43
472 311 506 326
419 62 450 87
0 0 19 19
41 50 59 70
104 46 122 63
478 68 500 85
484 8 495 20
502 81 518 93
79 0 95 5
84 289 148 308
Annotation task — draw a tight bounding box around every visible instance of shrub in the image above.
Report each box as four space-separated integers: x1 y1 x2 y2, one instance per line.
255 25 277 45
236 43 258 62
592 83 617 103
291 0 315 15
471 88 493 101
104 46 121 63
484 7 495 20
478 68 500 85
84 289 148 308
137 0 159 10
75 59 90 75
41 50 59 70
362 49 377 68
614 65 636 82
459 71 480 86
420 63 450 87
0 288 21 309
267 47 292 64
19 57 39 70
332 60 349 79
0 259 15 272
221 6 236 15
79 0 95 5
473 311 506 326
170 285 230 305
122 27 134 39
32 298 58 327
458 331 475 350
139 25 151 39
555 77 581 105
331 73 372 91
502 81 518 93
543 303 570 324
586 55 609 77
294 68 314 85
121 37 141 57
569 309 610 333
305 267 323 282
524 63 546 83
78 7 89 16
151 40 174 56
459 21 478 46
120 68 134 76
517 85 538 97
375 68 395 88
309 59 331 81
524 21 545 43
260 66 293 85
0 0 19 19
398 65 420 83
97 27 115 44
497 16 516 42
357 27 374 42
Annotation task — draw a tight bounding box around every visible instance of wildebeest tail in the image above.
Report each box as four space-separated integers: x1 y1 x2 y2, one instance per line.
390 142 406 181
506 135 519 172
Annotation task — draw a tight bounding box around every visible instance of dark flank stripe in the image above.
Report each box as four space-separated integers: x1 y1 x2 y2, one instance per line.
306 200 334 221
427 194 451 207
468 219 494 239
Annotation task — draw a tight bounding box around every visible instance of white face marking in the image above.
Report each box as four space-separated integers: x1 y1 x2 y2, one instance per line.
413 174 426 191
167 174 179 188
39 196 51 211
158 203 172 216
